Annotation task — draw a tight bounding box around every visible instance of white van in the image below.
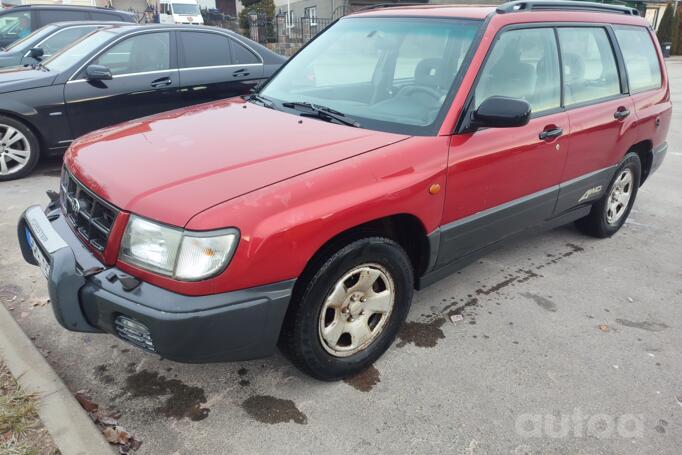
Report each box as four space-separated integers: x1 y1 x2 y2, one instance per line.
159 0 204 25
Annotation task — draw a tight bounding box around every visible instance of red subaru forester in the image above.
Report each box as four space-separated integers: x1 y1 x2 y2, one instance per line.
19 1 671 380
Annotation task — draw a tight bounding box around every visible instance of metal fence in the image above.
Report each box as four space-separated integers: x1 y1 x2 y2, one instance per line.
247 14 334 45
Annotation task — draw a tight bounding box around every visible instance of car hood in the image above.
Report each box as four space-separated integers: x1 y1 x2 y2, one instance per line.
66 98 410 227
0 66 56 93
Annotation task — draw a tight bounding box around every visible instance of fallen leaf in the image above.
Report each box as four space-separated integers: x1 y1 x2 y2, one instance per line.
74 390 98 413
598 324 609 332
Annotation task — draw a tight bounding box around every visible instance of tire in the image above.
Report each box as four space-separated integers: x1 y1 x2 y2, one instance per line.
282 237 414 381
0 115 40 182
575 152 641 238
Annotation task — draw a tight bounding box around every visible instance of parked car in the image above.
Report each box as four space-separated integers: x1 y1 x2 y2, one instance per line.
0 5 135 48
0 23 284 180
18 1 670 380
0 21 128 68
159 0 204 25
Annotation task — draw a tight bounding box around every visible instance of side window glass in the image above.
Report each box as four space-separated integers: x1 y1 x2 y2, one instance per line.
557 27 621 106
92 32 170 76
614 26 662 93
0 11 32 39
475 28 560 114
38 10 89 23
230 40 259 65
181 32 231 68
91 12 122 21
40 26 96 58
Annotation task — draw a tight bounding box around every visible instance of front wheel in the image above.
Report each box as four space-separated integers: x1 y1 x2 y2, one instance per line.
576 152 641 238
0 116 40 182
282 237 414 380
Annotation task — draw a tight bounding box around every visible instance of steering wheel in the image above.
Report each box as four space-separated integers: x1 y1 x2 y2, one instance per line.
395 85 443 102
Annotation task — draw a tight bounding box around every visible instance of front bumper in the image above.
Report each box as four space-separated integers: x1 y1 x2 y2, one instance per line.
18 204 294 363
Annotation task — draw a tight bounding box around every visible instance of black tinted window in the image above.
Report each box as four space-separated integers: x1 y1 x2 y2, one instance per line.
614 26 662 93
40 26 97 58
93 32 170 76
230 40 259 64
181 32 231 68
90 12 124 21
38 10 89 24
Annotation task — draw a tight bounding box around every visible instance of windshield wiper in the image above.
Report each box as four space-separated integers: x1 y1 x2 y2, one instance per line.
282 101 361 128
246 93 275 109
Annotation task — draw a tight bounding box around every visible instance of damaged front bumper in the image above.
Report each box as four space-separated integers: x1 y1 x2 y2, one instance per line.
17 204 294 363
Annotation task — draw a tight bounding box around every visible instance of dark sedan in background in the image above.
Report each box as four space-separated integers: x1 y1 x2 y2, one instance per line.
0 4 135 48
0 21 127 68
0 23 285 181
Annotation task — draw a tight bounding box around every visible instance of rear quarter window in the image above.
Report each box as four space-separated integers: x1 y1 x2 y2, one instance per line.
614 26 662 93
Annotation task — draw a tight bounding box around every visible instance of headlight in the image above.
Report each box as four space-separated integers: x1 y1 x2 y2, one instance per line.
119 216 239 281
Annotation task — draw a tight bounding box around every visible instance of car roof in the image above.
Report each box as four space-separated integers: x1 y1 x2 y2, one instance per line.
48 21 135 28
5 4 134 16
87 23 256 35
349 1 645 23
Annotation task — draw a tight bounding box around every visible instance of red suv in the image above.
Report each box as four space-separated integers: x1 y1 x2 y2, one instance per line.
19 1 670 380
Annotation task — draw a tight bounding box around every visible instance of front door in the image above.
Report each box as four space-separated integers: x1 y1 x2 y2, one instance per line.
64 31 181 139
439 26 568 266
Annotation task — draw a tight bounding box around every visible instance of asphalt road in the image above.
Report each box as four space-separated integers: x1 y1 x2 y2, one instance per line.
1 59 681 455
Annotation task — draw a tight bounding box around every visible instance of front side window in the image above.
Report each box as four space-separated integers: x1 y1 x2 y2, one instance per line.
474 27 560 114
614 25 662 93
44 29 117 73
261 17 481 135
39 26 98 59
0 11 32 40
92 32 170 76
557 27 621 106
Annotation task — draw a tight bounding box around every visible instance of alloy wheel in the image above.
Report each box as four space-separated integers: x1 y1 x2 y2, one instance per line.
318 264 395 357
606 168 634 224
0 124 31 176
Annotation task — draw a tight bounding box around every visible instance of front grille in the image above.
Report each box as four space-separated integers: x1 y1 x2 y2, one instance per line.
114 316 156 352
60 168 119 252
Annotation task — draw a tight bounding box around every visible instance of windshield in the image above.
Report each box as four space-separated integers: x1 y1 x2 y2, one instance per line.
43 29 116 73
261 17 480 135
4 25 57 51
172 3 200 15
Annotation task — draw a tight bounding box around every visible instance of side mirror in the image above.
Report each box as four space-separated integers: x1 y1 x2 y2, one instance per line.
471 96 531 129
84 64 112 81
28 47 44 60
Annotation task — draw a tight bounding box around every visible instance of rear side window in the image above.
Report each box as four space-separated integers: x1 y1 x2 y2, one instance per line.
38 10 89 24
557 27 621 106
614 26 662 93
230 40 259 64
91 12 124 21
475 27 561 114
180 32 231 68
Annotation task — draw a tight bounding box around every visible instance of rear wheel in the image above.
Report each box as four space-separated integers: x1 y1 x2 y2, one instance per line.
576 152 641 238
283 237 414 380
0 116 40 182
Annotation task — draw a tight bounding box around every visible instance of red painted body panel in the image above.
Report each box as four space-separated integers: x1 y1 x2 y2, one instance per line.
62 6 670 297
65 98 407 227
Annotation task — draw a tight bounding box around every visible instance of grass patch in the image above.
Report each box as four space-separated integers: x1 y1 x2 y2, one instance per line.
0 360 58 455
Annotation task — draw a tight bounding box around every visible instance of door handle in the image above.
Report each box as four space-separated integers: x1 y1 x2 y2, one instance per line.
150 77 172 88
539 127 563 141
614 107 630 120
232 69 250 77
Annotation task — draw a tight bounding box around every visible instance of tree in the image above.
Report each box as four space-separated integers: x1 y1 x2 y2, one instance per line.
239 0 275 29
657 3 675 45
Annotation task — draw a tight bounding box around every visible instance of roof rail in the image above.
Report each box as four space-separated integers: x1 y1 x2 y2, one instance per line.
357 2 429 12
496 1 640 16
11 4 132 11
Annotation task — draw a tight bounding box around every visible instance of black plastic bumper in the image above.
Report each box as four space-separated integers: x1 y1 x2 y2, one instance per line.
18 205 295 363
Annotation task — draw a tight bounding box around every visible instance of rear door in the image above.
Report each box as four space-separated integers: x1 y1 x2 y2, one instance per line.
64 31 181 138
553 26 638 214
440 26 568 265
177 30 263 104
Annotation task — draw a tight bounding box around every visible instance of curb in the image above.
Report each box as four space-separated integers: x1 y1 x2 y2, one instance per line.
0 304 114 455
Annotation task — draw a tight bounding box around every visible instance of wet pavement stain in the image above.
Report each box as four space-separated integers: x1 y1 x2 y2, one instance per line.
94 364 115 385
125 370 209 421
521 292 558 312
615 319 670 332
241 395 307 424
396 318 446 348
344 365 380 392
